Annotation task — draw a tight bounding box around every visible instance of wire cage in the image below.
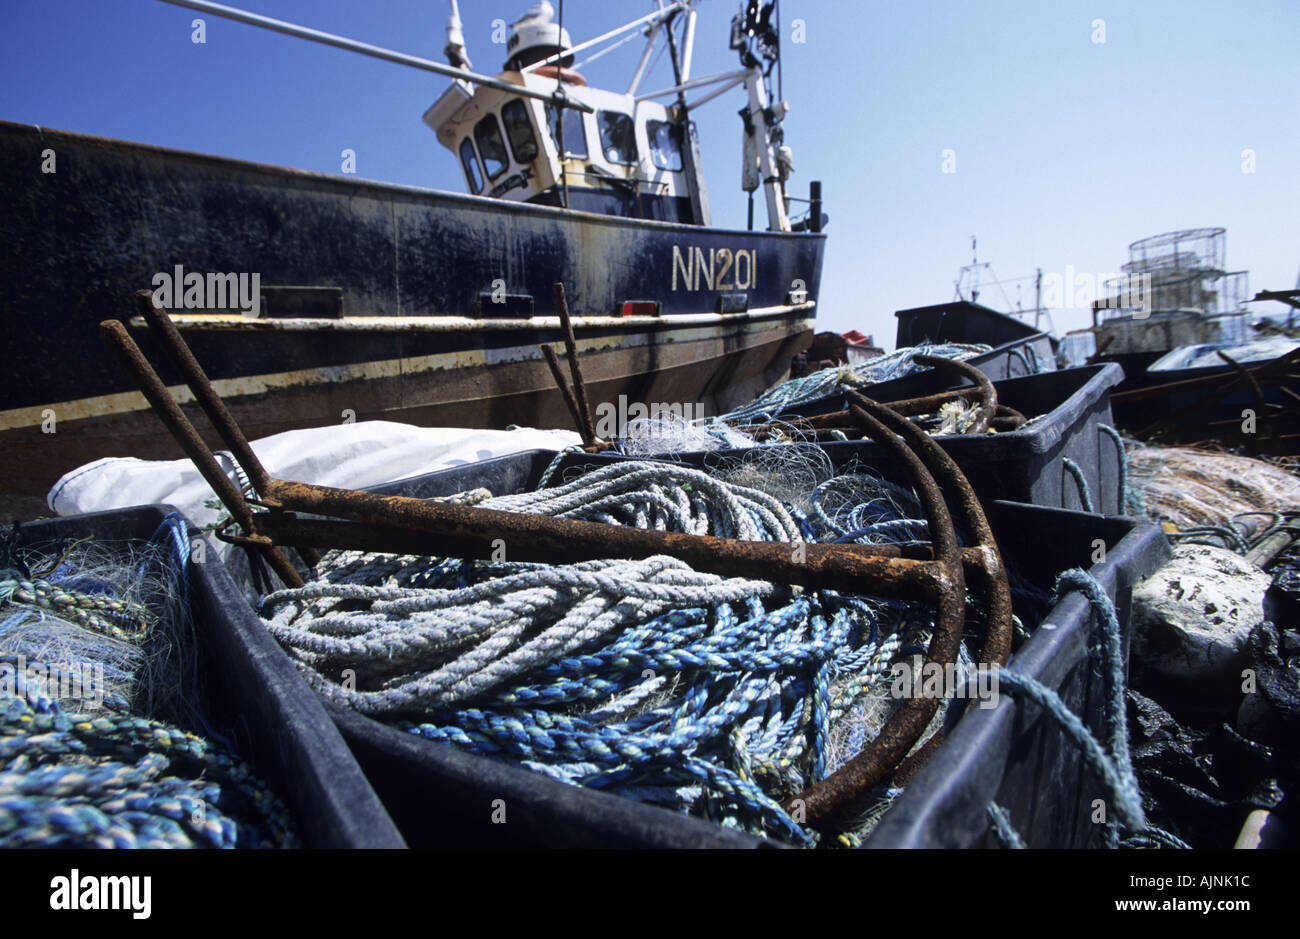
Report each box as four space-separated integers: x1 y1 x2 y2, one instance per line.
1097 228 1248 318
1123 227 1226 276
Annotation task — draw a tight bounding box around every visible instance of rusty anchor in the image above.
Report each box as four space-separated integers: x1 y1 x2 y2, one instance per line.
100 289 1012 830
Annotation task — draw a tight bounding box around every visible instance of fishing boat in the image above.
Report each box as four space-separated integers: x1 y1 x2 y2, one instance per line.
0 0 825 508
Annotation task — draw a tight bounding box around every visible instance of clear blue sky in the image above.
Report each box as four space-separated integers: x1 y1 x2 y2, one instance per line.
2 0 1296 347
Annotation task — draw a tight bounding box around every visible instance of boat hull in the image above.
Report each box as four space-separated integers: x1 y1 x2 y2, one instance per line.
0 122 824 503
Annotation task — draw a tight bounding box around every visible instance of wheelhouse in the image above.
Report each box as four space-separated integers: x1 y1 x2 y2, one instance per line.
425 75 698 223
420 1 804 233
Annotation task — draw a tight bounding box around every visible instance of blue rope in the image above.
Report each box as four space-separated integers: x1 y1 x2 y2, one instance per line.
987 802 1025 848
537 447 584 489
990 569 1150 848
0 529 296 849
144 512 192 607
1062 457 1095 513
717 342 993 424
1098 424 1127 515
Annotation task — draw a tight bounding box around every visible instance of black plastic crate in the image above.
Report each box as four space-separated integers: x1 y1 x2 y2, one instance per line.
864 501 1171 848
9 506 405 849
580 364 1127 515
328 452 1165 847
894 300 1058 381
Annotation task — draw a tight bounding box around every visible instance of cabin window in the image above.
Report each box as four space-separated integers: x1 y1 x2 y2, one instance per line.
598 111 638 165
647 120 684 172
474 115 509 180
459 138 484 194
545 104 588 159
502 99 538 164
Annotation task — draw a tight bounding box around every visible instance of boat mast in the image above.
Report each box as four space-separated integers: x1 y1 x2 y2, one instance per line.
663 2 711 227
153 0 590 111
731 1 790 231
443 0 471 71
158 0 798 230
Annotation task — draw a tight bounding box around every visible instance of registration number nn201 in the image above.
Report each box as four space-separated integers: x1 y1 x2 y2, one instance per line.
671 246 758 292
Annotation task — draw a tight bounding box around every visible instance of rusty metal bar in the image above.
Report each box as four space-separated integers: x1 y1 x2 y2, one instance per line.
553 283 597 446
98 320 305 588
231 513 999 569
540 343 590 445
105 289 1013 825
776 390 1015 827
912 354 997 433
133 291 271 495
849 389 1013 667
254 478 946 601
733 388 986 437
781 393 966 826
132 290 320 569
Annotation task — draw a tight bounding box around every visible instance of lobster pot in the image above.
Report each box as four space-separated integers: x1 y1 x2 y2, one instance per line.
10 507 404 848
311 450 1165 847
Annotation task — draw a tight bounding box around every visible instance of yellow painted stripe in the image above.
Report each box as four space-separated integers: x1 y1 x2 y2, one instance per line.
0 318 814 430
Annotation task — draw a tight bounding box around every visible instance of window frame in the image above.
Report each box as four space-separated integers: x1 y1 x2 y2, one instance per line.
646 119 684 172
597 109 638 166
458 137 484 194
501 99 539 165
473 113 511 181
545 103 588 160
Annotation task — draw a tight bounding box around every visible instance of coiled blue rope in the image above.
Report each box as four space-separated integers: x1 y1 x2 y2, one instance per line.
0 522 296 849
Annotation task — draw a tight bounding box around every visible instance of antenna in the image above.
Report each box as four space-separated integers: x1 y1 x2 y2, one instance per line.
444 0 471 70
954 235 982 303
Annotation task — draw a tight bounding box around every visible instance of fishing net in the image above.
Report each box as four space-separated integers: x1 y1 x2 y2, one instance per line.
1126 440 1300 535
0 521 297 848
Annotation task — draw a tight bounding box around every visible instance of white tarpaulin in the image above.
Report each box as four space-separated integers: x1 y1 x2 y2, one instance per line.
48 421 582 534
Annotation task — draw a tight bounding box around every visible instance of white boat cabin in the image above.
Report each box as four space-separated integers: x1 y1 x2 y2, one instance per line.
424 74 697 224
423 4 704 225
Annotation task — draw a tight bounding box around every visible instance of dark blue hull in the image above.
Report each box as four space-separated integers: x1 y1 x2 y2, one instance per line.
0 121 824 501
